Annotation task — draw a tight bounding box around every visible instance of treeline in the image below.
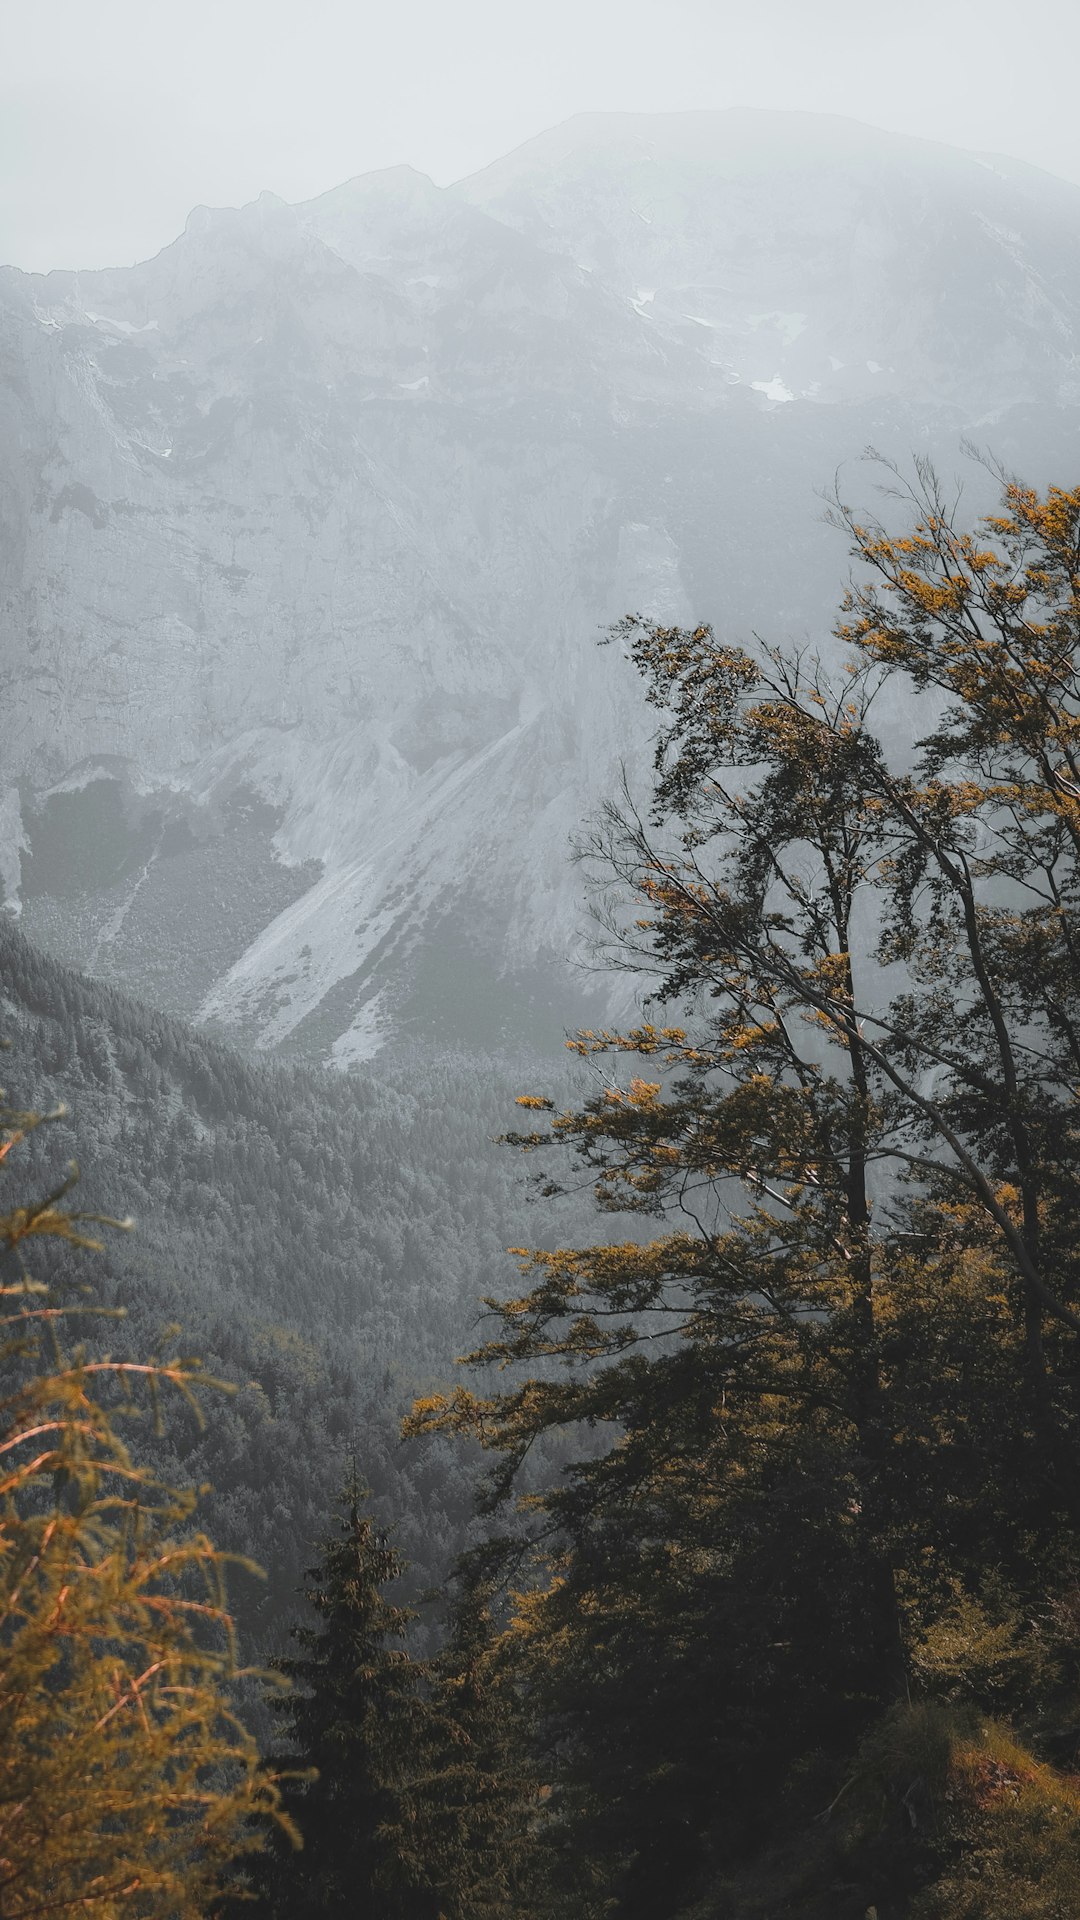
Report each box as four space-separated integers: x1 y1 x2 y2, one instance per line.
7 462 1080 1919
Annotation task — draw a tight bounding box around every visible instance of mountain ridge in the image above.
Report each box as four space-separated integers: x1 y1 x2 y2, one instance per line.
3 109 1079 1059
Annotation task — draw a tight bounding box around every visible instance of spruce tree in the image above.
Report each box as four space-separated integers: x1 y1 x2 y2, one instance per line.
254 1478 440 1919
414 1568 545 1920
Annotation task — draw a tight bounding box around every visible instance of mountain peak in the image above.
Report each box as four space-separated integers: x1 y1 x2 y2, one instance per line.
6 107 1080 1060
301 163 442 215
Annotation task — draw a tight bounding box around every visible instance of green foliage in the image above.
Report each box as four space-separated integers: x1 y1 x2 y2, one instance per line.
249 1479 439 1919
412 1570 546 1920
250 1487 542 1920
829 1706 1080 1920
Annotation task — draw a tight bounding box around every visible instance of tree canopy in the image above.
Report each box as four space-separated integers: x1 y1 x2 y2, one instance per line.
410 464 1080 1917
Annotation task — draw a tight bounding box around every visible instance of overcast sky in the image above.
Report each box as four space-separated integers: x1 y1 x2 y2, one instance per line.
3 0 1079 274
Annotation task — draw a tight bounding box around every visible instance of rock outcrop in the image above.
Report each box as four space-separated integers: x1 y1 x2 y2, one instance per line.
3 110 1079 1057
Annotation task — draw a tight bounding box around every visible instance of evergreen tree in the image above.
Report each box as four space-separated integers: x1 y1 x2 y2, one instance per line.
253 1477 440 1919
413 1567 545 1920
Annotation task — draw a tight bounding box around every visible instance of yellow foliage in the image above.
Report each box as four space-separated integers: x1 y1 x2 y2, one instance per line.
0 1094 291 1916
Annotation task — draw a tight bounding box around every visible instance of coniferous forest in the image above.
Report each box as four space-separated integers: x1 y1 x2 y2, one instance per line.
5 467 1080 1916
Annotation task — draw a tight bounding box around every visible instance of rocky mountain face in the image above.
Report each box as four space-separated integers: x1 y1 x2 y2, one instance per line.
2 110 1079 1061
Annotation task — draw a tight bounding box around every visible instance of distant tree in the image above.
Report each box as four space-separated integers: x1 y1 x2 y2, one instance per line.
0 1090 287 1917
411 465 1080 1915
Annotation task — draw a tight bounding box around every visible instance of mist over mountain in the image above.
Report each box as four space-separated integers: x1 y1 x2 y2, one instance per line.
3 108 1079 1062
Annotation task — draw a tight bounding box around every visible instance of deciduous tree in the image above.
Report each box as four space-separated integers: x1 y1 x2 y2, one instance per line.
412 464 1080 1916
0 1090 287 1917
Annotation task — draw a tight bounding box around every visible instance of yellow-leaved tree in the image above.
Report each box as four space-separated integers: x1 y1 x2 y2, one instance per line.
409 463 1080 1918
0 1085 291 1917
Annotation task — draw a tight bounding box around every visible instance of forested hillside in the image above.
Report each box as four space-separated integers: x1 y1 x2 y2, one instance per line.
7 466 1080 1919
0 918 566 1655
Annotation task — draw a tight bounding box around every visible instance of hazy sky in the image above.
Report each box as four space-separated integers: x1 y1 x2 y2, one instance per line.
4 0 1079 274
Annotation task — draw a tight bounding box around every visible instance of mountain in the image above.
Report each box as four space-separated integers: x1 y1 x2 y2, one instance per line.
0 917 565 1660
3 110 1080 1062
459 110 1080 415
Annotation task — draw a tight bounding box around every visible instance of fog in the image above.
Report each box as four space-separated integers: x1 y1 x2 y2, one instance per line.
4 0 1080 272
6 0 1080 1907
